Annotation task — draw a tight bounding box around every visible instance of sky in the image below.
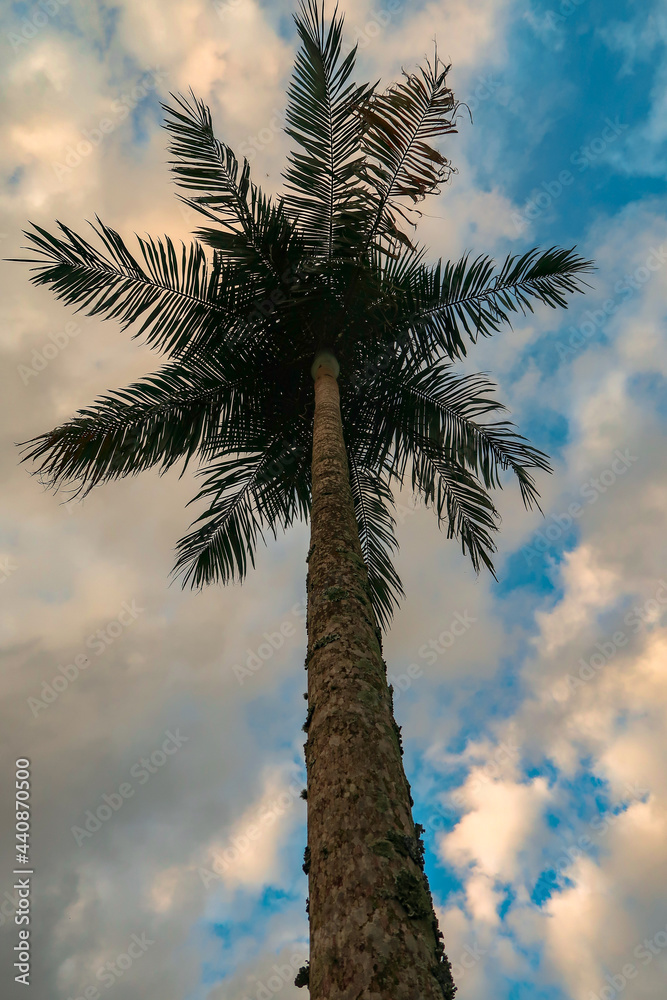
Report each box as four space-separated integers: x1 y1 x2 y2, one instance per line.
0 0 666 998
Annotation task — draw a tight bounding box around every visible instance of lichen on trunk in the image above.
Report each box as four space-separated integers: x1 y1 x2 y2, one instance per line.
302 353 456 1000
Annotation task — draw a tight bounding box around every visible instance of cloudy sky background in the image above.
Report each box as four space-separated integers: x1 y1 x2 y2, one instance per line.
1 0 666 998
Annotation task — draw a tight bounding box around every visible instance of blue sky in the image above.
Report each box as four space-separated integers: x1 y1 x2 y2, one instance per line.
1 1 666 999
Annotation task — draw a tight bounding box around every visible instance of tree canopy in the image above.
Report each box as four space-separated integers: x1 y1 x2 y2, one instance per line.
16 0 593 628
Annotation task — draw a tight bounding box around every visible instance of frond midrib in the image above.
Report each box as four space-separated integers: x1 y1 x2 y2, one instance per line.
365 81 437 249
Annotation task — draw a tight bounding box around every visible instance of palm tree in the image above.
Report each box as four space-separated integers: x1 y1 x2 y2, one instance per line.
15 2 592 996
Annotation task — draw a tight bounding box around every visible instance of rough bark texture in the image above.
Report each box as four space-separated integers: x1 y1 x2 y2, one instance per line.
301 356 456 1000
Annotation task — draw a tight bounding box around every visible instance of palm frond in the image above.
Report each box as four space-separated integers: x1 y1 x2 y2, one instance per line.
12 219 256 359
163 92 307 283
174 445 310 588
403 246 595 360
348 452 404 628
346 355 544 575
283 0 374 255
361 52 457 248
195 186 306 295
162 91 255 234
379 358 552 510
18 361 263 496
412 440 500 576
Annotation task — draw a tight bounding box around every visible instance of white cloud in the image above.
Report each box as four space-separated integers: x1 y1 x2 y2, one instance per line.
441 775 550 882
200 766 304 891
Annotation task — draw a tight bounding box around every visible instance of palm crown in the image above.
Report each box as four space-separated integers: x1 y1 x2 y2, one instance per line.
17 0 592 628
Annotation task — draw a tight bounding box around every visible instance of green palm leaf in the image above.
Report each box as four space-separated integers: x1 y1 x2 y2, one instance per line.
382 358 551 508
12 219 256 360
346 353 548 577
163 91 306 284
348 451 404 630
361 52 457 249
162 90 256 234
18 361 262 496
174 444 310 587
283 0 374 255
413 441 500 575
401 245 595 360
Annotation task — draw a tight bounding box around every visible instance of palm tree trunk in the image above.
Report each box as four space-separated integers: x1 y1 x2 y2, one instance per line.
301 353 456 1000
